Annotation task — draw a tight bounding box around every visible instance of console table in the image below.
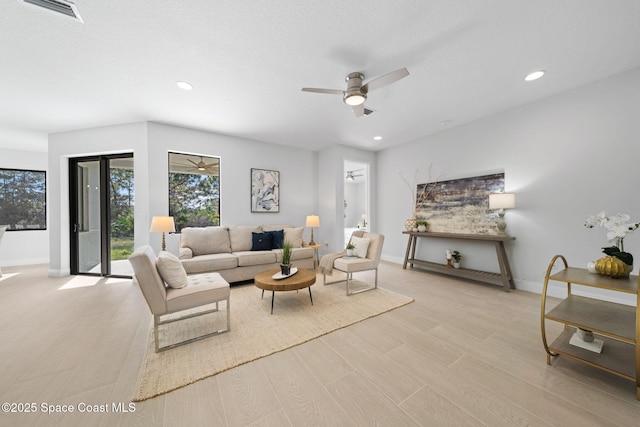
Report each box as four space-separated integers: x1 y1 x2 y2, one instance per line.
402 231 516 291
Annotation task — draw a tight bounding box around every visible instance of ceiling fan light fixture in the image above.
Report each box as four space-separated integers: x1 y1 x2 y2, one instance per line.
344 92 366 106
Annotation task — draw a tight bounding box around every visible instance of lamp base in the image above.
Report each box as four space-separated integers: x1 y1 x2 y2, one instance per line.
496 210 507 234
309 228 316 246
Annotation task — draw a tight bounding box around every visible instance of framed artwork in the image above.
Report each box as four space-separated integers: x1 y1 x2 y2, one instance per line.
251 168 279 212
416 172 505 234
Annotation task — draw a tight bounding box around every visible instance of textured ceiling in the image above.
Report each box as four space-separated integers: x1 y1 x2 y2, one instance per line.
1 1 639 152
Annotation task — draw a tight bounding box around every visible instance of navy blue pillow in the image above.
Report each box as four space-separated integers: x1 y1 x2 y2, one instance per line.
251 232 273 251
266 229 285 249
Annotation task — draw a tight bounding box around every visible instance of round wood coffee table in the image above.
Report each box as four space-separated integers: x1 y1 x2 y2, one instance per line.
254 268 316 314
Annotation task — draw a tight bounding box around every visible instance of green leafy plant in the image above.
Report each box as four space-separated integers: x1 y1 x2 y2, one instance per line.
281 240 293 265
346 242 356 250
452 250 462 262
602 246 633 266
415 220 428 227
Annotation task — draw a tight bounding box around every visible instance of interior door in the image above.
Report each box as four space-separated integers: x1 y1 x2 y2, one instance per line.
70 154 134 277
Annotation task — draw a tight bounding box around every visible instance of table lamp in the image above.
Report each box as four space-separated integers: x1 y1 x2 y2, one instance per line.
150 216 175 251
489 193 515 234
306 215 320 246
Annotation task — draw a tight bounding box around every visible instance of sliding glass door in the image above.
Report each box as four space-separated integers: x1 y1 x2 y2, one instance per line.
70 154 134 277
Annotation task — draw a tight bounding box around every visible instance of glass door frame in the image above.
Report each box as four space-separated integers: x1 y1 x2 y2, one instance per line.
69 153 133 278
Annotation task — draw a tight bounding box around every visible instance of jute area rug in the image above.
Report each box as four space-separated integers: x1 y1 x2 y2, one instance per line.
133 276 413 401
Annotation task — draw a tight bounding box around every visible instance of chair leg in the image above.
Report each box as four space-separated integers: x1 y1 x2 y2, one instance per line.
346 268 378 296
154 298 230 352
325 269 378 296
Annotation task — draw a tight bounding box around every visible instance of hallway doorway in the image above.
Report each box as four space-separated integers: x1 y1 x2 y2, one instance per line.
343 160 369 246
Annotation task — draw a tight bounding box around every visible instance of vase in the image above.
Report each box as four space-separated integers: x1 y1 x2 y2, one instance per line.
405 218 417 231
417 225 427 232
280 264 291 276
594 256 630 278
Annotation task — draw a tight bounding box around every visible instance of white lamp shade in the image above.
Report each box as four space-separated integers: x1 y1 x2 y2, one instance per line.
150 216 176 233
489 193 516 210
305 215 320 228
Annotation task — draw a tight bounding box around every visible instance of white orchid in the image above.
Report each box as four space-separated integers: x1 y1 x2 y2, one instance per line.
584 211 607 228
585 211 639 246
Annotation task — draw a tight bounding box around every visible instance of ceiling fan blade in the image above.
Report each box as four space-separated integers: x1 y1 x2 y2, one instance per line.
302 88 344 95
362 67 409 93
352 104 365 117
187 159 199 167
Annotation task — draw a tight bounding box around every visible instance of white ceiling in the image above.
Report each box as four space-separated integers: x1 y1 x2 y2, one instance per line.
1 1 639 153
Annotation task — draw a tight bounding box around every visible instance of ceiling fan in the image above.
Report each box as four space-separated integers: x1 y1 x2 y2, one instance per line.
302 68 409 117
345 169 364 181
186 156 219 173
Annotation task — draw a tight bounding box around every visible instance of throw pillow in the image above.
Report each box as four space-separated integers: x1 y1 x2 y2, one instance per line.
156 251 188 289
283 227 304 248
251 232 273 251
350 236 370 258
265 229 284 249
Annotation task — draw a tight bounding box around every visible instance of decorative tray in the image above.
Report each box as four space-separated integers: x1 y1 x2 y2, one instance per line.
272 267 298 280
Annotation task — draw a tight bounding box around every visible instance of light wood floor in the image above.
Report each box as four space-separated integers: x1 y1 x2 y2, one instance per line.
1 262 639 426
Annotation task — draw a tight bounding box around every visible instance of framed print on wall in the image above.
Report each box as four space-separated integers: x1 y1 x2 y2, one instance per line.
251 168 279 212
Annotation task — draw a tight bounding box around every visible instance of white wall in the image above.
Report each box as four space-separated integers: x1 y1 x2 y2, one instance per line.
45 122 317 276
378 68 640 303
146 123 318 252
0 148 49 266
48 122 149 276
318 145 377 254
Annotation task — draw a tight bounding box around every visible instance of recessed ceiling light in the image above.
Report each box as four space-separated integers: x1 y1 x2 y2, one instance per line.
524 70 545 81
373 136 382 141
177 81 193 90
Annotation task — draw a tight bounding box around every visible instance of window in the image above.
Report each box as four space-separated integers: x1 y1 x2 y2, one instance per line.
0 168 46 230
168 152 220 233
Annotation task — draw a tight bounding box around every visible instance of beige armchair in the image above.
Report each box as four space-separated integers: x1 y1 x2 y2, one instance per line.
322 231 385 296
129 245 230 352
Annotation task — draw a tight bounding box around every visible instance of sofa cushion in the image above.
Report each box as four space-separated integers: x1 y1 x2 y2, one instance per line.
181 226 231 256
275 247 314 263
156 251 188 289
264 229 284 249
283 227 304 248
180 253 238 274
251 232 273 251
228 225 261 252
235 250 277 267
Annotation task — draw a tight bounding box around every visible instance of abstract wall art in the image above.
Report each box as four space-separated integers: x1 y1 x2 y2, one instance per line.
416 172 505 234
251 168 280 212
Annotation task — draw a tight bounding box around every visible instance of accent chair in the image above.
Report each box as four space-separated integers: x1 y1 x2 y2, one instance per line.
129 245 230 352
322 231 385 296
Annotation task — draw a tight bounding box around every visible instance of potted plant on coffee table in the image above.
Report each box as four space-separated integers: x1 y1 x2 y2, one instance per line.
281 240 293 275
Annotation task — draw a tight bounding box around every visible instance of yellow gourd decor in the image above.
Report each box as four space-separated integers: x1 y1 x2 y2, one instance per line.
594 256 630 278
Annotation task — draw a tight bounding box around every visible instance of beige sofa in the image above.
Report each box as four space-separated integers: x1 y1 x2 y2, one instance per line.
178 225 315 283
